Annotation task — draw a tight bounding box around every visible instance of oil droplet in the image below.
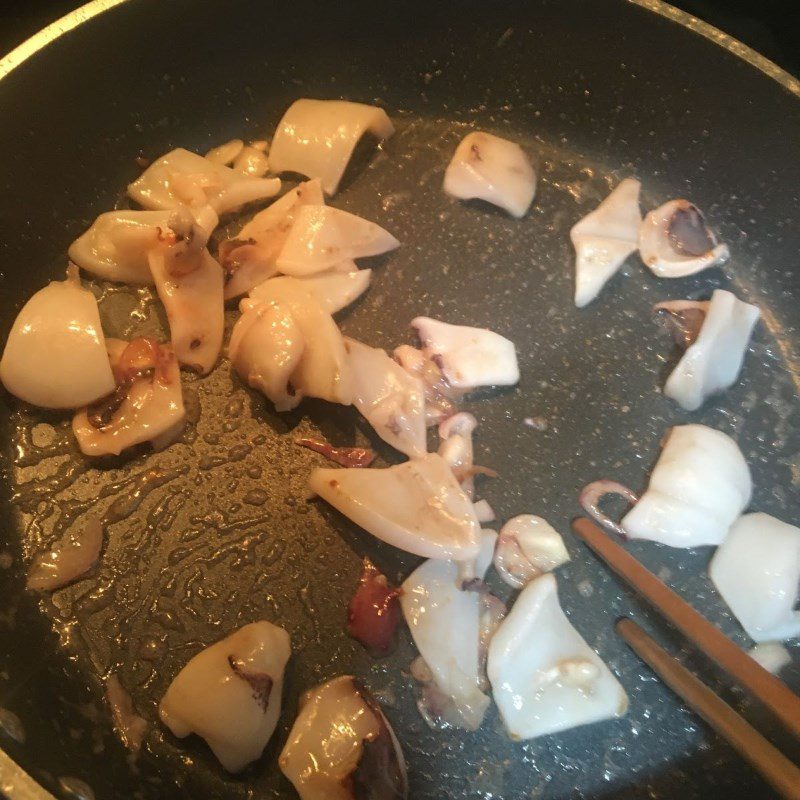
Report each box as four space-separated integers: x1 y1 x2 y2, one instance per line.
139 637 167 661
225 398 244 416
243 489 268 506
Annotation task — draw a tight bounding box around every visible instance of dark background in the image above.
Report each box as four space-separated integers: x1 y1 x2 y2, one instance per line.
2 0 799 76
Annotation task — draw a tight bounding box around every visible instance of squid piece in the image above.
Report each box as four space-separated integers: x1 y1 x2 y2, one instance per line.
222 179 325 300
288 267 372 314
147 212 224 374
583 424 751 548
473 498 496 523
654 299 709 348
493 514 570 590
401 531 497 731
228 299 305 411
411 317 519 390
487 573 628 740
657 289 760 411
748 643 791 675
72 337 185 456
277 205 400 276
296 438 376 468
347 558 403 657
570 178 641 308
69 210 163 285
393 344 462 425
233 144 270 177
437 411 481 500
26 516 103 591
127 147 280 217
105 674 148 753
268 98 395 195
279 675 408 800
205 138 244 166
622 424 751 547
69 207 217 286
443 131 536 218
709 513 800 642
639 199 729 278
231 277 353 409
0 266 115 409
159 621 291 773
345 337 426 459
308 452 481 561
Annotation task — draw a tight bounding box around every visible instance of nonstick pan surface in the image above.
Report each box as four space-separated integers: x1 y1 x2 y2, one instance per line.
0 1 799 798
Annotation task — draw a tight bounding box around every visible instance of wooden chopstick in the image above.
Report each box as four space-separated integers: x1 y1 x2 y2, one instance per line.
572 517 800 741
617 618 800 800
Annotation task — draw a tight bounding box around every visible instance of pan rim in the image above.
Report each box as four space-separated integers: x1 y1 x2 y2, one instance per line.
0 1 796 799
0 0 798 96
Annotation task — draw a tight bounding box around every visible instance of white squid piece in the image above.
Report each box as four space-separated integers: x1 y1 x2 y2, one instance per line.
660 289 760 411
69 210 165 285
639 199 729 278
279 675 408 800
473 499 496 523
401 531 497 731
443 131 536 218
159 621 291 773
411 316 519 390
748 643 791 675
69 207 217 286
308 452 481 561
345 337 426 458
493 514 570 590
222 179 325 300
393 344 463 425
231 277 353 409
268 98 395 195
147 213 224 375
709 513 800 642
438 411 479 498
105 673 148 753
232 144 270 177
0 266 115 409
488 573 628 740
72 337 186 456
266 265 371 315
127 147 280 217
228 298 305 412
570 178 642 308
747 642 792 675
277 205 399 276
622 425 751 548
205 138 244 166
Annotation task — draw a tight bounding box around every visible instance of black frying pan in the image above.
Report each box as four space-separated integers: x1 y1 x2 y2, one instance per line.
1 1 799 798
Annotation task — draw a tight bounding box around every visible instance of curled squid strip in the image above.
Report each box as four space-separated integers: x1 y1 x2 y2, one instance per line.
639 199 729 278
268 98 395 195
72 337 185 456
656 289 760 411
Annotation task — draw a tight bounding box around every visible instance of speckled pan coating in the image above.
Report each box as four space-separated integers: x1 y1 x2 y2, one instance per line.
0 1 798 799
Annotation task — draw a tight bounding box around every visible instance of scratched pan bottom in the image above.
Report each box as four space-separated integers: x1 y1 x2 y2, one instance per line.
1 1 799 799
